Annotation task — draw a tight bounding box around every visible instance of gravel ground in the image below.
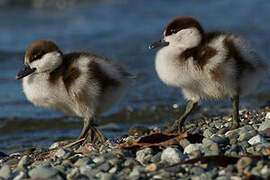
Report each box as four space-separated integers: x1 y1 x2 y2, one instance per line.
1 106 270 180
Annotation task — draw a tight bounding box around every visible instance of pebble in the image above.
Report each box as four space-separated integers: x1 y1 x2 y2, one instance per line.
259 119 270 131
203 128 215 138
238 130 257 141
236 157 253 173
136 148 152 165
248 135 267 145
145 163 158 172
202 138 215 148
100 173 115 180
184 144 203 154
55 148 72 159
161 147 185 165
12 171 27 180
49 142 61 149
150 152 161 163
74 157 94 167
211 135 229 145
17 155 30 169
0 165 11 179
29 166 62 179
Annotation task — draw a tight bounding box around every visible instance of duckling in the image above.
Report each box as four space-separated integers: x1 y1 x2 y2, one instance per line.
15 40 132 142
150 16 267 132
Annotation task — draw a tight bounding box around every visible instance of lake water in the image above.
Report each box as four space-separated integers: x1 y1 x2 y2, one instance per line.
1 0 270 153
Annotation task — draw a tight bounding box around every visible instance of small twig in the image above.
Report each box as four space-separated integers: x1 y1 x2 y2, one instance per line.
63 138 85 149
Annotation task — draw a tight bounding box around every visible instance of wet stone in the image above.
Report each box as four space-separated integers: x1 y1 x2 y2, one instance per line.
161 147 185 165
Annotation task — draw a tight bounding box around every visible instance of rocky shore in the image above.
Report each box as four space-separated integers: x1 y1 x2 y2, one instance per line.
1 107 270 180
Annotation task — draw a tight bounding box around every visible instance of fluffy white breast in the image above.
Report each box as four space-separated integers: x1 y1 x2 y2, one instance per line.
22 73 77 116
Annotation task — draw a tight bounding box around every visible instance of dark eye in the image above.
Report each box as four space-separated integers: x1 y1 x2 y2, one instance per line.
32 53 44 61
171 29 176 33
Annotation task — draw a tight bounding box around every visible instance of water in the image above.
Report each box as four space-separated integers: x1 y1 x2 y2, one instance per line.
1 0 270 152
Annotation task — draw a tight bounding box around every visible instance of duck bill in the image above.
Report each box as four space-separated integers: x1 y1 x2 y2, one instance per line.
15 64 36 80
149 40 169 49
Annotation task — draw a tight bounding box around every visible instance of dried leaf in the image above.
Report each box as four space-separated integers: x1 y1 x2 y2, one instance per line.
119 131 196 150
265 147 270 155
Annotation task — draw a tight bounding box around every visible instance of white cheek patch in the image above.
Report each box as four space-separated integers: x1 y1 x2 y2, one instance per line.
165 28 202 49
30 51 62 72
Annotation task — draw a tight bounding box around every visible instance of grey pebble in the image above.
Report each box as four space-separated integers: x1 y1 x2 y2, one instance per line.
17 155 30 169
75 157 94 167
216 175 230 180
150 152 161 163
184 143 203 154
0 165 11 179
93 156 106 165
97 162 111 172
136 148 152 165
79 165 99 178
238 130 257 142
236 157 253 173
203 128 215 138
124 158 134 167
161 147 185 165
55 148 72 159
12 171 27 180
29 166 62 180
129 165 144 177
248 134 267 145
190 167 205 175
211 135 229 145
100 173 115 180
259 119 270 131
202 138 215 148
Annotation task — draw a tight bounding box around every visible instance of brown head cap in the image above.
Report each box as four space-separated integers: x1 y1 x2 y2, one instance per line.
25 40 62 64
164 16 204 37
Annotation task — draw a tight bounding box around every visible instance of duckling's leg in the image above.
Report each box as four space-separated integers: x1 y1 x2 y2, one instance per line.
230 95 240 130
170 100 198 132
78 117 106 143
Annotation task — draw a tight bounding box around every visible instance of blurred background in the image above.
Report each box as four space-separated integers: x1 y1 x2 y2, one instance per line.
1 0 270 153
